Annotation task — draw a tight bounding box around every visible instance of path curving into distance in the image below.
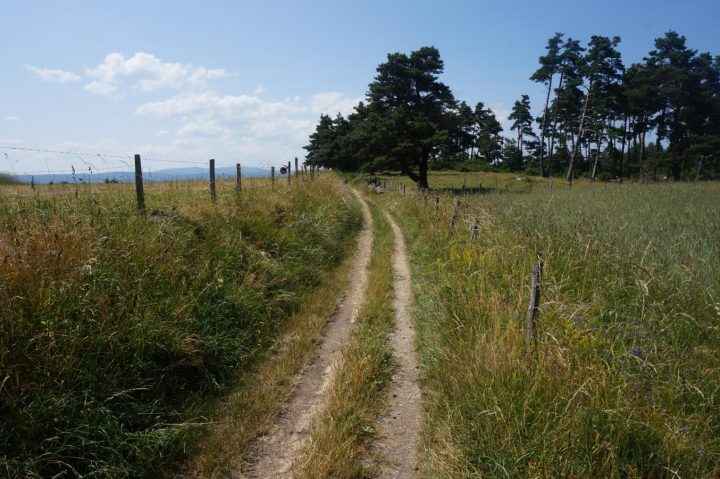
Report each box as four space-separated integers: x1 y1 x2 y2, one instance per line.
239 188 374 479
374 210 422 479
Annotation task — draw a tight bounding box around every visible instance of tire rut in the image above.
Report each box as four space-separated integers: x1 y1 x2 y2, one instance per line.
374 210 422 479
237 188 374 479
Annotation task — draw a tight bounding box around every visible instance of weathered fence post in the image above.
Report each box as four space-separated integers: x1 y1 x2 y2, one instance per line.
448 199 459 233
549 180 553 189
294 157 299 180
134 154 145 212
209 159 216 203
471 218 480 240
526 253 543 342
236 163 242 193
288 161 291 185
435 195 440 212
271 166 275 188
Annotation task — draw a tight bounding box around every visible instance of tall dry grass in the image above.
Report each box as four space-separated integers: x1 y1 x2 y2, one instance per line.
0 175 360 477
378 181 720 478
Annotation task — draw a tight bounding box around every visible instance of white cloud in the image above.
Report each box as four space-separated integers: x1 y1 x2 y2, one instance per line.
253 84 267 95
156 129 170 137
84 52 229 96
489 102 513 133
84 80 118 96
131 89 361 166
0 138 23 144
5 116 19 122
26 66 81 83
309 92 362 116
136 92 305 119
177 119 232 139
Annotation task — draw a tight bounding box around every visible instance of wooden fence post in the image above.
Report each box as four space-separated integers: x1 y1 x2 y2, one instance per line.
526 253 543 342
134 154 145 212
435 195 440 212
295 157 299 179
236 163 242 193
271 166 275 188
288 161 291 185
471 218 480 240
209 159 216 203
448 199 459 233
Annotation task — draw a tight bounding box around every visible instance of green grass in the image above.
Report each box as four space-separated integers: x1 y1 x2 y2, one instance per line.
299 195 396 478
0 175 360 477
373 170 560 193
376 181 720 477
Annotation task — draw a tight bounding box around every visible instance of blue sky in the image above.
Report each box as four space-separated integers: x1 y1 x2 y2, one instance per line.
2 0 719 173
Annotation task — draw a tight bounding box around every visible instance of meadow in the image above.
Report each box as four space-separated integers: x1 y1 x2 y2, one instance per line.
376 180 720 477
0 176 360 477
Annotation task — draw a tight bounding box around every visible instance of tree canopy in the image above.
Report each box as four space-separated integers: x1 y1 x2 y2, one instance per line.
305 33 720 186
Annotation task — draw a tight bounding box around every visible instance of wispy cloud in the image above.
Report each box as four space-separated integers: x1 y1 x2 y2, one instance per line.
5 116 19 122
26 66 81 83
84 52 230 96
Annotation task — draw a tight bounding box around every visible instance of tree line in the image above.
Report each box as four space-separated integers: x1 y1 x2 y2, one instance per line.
304 32 720 187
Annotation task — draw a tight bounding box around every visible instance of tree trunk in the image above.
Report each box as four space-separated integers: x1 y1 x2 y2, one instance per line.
539 74 554 176
619 115 628 179
567 80 593 182
547 71 565 177
639 115 648 180
591 121 605 181
417 155 429 189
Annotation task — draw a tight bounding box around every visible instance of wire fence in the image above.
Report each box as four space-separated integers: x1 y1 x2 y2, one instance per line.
0 145 284 183
0 145 320 210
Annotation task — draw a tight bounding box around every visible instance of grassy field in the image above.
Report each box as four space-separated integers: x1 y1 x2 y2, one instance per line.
375 181 720 477
374 170 612 193
0 175 360 477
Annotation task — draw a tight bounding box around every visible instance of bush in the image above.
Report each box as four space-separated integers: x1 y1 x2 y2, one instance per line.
597 171 612 182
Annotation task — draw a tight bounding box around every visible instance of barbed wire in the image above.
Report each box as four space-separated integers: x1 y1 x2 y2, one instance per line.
0 145 132 159
2 144 292 178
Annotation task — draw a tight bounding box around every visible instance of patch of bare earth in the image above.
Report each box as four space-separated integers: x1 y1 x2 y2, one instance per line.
373 211 422 479
237 189 373 478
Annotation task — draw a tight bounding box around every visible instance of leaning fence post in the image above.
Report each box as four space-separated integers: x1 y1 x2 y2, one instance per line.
448 199 459 233
236 163 242 193
209 159 216 203
134 154 145 212
526 253 543 342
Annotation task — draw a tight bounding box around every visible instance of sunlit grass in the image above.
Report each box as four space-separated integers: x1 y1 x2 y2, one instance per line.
376 181 720 478
0 175 360 477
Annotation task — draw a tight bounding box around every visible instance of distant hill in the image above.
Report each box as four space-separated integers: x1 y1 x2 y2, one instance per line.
9 166 271 184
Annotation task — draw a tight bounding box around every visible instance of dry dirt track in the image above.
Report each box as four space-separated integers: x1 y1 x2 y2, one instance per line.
373 211 422 479
238 188 374 478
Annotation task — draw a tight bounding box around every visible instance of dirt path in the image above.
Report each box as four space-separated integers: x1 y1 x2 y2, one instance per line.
238 189 373 479
374 211 422 479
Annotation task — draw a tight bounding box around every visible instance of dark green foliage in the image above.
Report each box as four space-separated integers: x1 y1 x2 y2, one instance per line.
0 173 21 185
